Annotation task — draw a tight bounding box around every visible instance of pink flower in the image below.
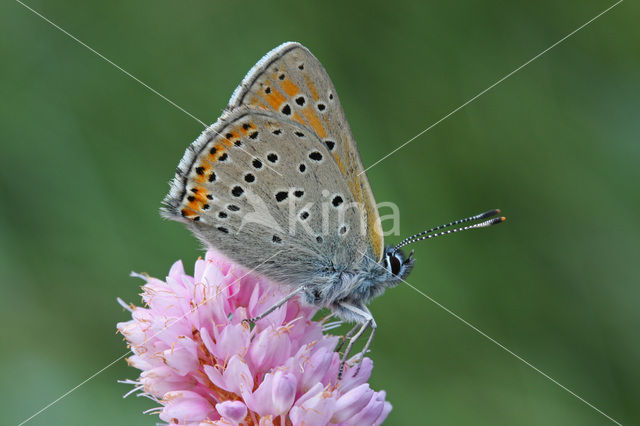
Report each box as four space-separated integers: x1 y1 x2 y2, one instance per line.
117 250 391 425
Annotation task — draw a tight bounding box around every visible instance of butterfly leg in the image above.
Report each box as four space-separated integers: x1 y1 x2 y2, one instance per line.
335 323 360 353
337 303 376 379
354 319 377 376
338 320 371 379
243 286 305 324
321 313 344 332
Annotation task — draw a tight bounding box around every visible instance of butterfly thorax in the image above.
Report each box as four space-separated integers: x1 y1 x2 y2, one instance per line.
299 247 414 323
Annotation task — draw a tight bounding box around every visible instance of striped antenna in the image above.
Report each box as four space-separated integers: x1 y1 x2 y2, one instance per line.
393 209 505 252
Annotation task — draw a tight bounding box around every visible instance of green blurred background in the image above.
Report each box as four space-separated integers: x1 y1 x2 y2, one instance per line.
1 0 638 424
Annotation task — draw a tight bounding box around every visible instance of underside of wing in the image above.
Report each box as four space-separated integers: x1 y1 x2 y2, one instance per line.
162 108 367 286
229 42 384 261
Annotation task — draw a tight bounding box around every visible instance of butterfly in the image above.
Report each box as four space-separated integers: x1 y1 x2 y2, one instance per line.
161 42 505 377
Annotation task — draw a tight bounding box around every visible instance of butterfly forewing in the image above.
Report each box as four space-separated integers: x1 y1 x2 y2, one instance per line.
162 108 367 285
229 42 384 261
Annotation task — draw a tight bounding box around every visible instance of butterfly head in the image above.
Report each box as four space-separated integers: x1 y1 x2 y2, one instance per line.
381 246 414 286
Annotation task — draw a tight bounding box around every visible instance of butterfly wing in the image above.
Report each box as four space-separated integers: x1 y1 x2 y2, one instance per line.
162 107 368 286
229 42 384 261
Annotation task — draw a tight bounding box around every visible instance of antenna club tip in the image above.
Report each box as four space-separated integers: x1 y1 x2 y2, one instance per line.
487 216 506 226
480 209 502 220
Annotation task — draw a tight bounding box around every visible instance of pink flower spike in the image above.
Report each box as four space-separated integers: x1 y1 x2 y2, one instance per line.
118 250 392 424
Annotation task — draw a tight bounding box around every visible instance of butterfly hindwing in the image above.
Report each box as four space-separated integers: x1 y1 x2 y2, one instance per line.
162 108 367 285
229 42 384 261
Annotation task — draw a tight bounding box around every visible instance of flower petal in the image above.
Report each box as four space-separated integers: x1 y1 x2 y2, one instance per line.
242 371 276 416
339 357 374 393
162 337 199 376
290 385 336 426
141 366 197 398
299 347 333 393
215 400 247 423
204 354 253 395
345 390 386 425
331 384 374 423
159 390 214 424
272 371 297 415
248 326 292 372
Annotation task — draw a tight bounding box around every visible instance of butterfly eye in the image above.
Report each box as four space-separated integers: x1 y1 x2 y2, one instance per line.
386 254 402 276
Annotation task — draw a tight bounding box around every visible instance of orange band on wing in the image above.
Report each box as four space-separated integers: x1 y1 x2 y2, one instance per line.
292 112 306 127
187 198 202 211
303 74 319 101
221 132 237 147
248 96 269 109
206 143 231 162
280 79 300 97
238 122 255 136
332 152 347 175
193 162 211 182
262 87 287 111
181 206 199 218
301 105 327 139
192 186 209 203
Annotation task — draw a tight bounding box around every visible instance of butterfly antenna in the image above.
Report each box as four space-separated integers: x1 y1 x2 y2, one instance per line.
393 209 502 249
393 209 505 252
